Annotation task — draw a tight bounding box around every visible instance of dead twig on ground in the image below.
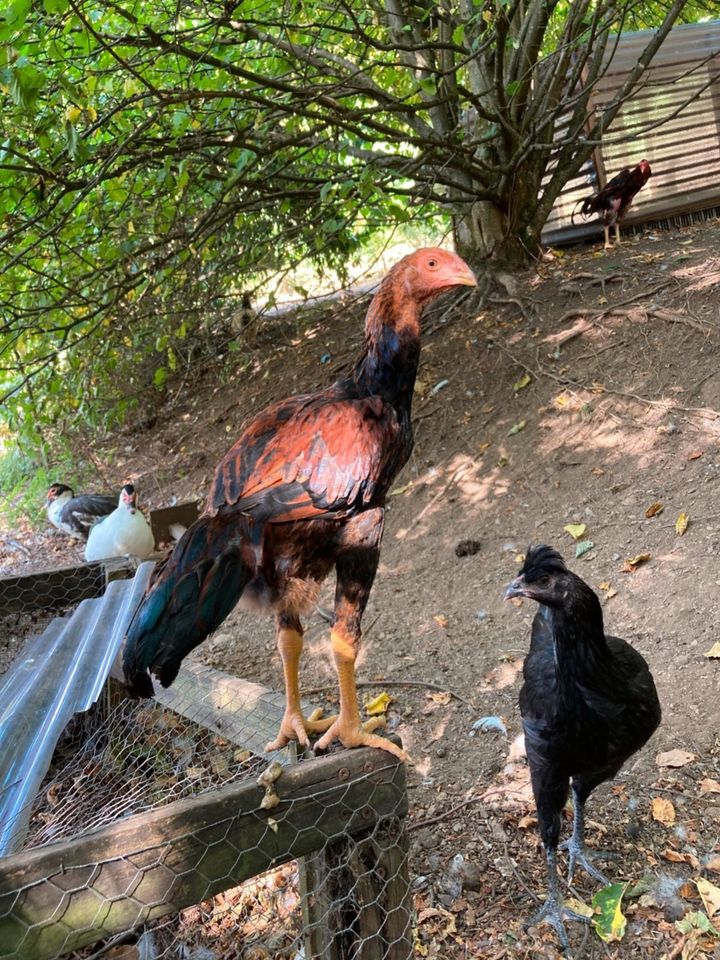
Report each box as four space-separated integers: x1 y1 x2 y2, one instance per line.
559 272 623 298
409 795 487 831
493 340 720 423
303 678 476 711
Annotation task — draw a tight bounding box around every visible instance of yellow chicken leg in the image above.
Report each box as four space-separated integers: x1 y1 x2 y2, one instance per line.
314 629 409 762
265 627 334 751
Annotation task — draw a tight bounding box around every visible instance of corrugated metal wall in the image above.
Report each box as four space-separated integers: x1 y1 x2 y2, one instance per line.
542 20 720 245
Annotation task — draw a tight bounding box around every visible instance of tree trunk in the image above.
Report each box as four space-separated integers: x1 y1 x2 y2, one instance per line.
453 200 536 273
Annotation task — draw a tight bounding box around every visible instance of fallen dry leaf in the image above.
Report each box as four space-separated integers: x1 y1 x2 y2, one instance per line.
645 502 664 519
656 749 696 768
621 553 651 573
676 512 690 536
700 778 720 795
363 691 392 716
433 614 449 629
428 691 452 706
697 878 720 918
687 451 704 460
598 581 611 591
566 896 594 919
705 855 720 874
513 373 532 391
662 849 701 870
704 642 720 659
652 796 676 825
478 659 524 692
564 523 587 541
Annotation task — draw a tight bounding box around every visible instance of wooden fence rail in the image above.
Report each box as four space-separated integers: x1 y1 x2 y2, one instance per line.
0 745 410 960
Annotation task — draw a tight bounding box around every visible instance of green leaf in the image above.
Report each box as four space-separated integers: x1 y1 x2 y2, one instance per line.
676 910 720 936
592 883 627 943
575 539 594 558
153 367 167 388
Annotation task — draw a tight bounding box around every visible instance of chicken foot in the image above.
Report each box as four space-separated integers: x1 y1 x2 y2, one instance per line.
314 628 408 762
265 626 334 752
526 849 590 955
559 790 609 885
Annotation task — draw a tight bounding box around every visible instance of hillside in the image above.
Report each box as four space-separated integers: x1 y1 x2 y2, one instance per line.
4 220 720 957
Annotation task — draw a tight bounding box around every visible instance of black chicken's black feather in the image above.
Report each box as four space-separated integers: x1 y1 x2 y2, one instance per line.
515 545 661 847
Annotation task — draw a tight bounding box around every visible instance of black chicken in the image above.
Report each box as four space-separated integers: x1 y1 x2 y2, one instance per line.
505 545 661 950
123 248 476 760
576 160 652 249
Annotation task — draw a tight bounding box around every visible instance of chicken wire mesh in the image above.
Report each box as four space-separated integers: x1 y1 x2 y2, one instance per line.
0 558 137 678
0 561 412 960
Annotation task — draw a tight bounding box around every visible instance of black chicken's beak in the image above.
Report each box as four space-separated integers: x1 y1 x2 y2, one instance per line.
504 576 527 600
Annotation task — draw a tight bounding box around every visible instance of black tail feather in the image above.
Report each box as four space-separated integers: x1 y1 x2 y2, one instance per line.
122 514 252 697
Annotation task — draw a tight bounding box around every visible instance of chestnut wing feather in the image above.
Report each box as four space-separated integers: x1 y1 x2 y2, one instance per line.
207 393 403 523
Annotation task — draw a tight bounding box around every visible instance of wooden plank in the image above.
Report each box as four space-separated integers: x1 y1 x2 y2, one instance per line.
0 559 135 616
0 746 407 960
151 660 292 757
110 644 303 759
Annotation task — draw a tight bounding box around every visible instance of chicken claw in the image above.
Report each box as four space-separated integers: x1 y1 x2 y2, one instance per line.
525 891 590 956
265 707 335 752
560 835 609 886
314 715 409 762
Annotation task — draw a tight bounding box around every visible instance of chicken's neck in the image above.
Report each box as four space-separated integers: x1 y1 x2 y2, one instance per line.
353 287 421 410
542 587 611 687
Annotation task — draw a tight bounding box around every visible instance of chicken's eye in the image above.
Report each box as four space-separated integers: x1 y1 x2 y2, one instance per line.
427 258 438 269
536 575 551 586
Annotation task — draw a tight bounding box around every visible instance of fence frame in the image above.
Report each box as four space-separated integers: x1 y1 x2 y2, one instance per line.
0 560 413 959
0 742 410 960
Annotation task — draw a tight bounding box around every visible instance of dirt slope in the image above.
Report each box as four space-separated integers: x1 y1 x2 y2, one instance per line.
6 220 720 957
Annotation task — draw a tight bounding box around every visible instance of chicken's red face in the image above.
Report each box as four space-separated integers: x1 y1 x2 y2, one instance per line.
399 248 476 302
45 483 73 506
638 160 652 178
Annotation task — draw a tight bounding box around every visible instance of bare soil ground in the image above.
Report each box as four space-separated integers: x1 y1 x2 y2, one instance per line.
4 220 720 957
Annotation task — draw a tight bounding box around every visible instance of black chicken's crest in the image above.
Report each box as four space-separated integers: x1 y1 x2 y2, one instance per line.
520 544 568 582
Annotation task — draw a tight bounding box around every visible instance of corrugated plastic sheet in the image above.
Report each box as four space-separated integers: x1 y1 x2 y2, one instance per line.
0 562 155 855
542 20 720 244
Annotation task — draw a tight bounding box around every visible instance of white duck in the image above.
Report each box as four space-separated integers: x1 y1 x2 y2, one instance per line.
84 484 155 562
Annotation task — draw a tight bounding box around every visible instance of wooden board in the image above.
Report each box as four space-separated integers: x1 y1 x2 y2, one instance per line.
0 746 407 960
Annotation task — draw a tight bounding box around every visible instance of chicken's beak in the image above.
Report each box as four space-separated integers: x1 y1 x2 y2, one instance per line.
450 268 477 287
504 576 528 600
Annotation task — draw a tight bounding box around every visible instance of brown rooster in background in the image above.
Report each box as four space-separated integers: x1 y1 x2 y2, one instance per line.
123 248 476 760
576 159 652 249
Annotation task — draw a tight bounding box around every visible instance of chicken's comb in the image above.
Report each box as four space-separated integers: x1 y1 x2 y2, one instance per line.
519 544 568 580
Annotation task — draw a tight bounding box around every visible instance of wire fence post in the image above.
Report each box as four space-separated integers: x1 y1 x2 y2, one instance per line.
300 750 412 960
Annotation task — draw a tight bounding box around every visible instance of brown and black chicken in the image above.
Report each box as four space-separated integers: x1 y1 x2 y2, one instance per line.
576 159 652 249
123 248 476 760
506 545 661 951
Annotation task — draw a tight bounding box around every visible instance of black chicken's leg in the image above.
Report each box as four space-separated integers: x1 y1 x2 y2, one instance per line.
560 778 613 884
527 769 591 952
560 792 609 886
526 848 591 953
